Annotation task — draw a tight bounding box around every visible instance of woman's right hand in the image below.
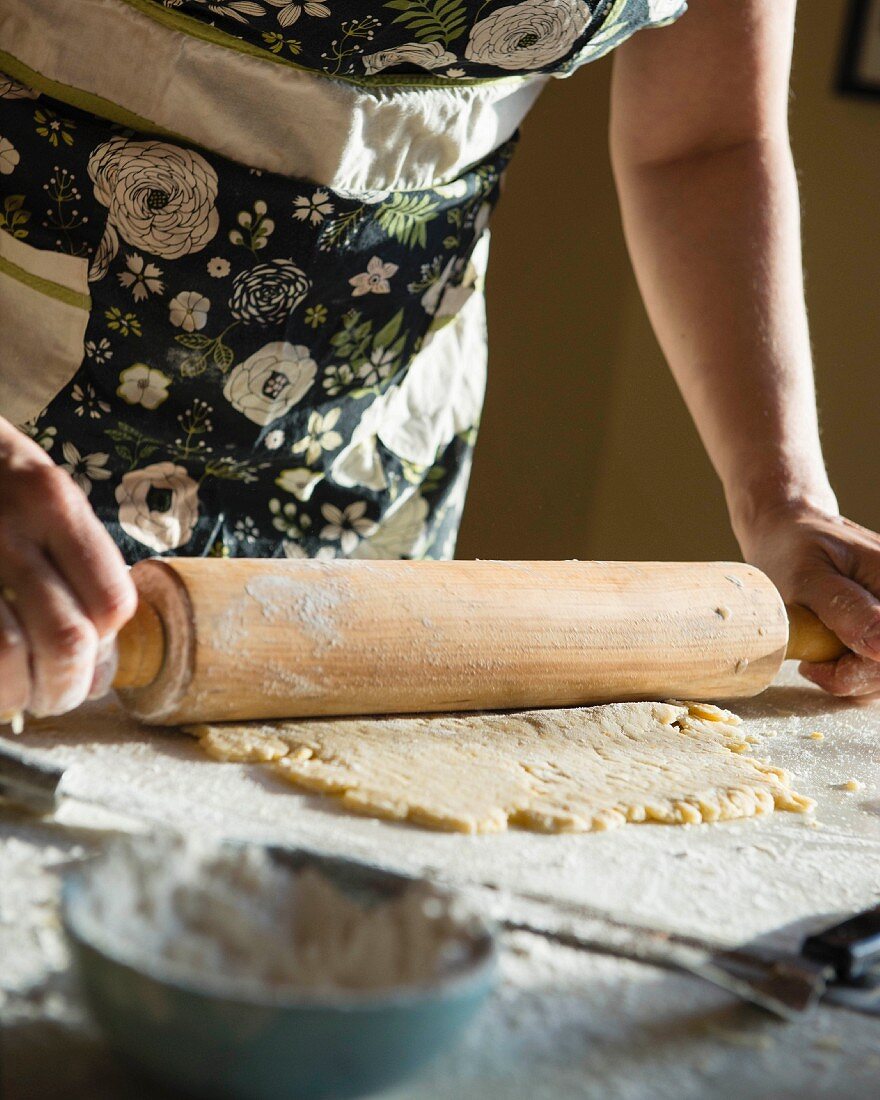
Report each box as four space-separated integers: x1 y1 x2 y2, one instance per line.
0 417 137 720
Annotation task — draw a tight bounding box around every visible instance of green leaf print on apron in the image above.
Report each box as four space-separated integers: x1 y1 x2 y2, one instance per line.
0 79 512 560
0 0 687 561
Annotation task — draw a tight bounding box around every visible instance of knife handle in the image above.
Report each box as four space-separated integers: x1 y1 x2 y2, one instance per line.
802 905 880 982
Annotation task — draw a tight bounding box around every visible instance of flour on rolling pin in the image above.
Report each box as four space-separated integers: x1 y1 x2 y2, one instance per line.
74 834 477 994
243 573 347 647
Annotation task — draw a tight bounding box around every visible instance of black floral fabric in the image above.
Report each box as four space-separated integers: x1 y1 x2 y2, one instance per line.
0 0 687 565
148 0 685 82
0 78 513 562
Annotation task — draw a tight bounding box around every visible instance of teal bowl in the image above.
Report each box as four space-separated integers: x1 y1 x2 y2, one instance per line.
62 847 496 1100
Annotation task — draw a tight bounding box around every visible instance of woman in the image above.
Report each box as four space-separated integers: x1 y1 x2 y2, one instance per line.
1 0 879 720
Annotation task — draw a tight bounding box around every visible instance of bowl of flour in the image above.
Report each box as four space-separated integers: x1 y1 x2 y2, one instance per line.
62 833 495 1100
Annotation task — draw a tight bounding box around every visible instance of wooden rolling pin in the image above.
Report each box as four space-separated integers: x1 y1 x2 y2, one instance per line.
112 559 846 725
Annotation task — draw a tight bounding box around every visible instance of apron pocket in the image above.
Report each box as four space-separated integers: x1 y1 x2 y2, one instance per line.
0 229 90 426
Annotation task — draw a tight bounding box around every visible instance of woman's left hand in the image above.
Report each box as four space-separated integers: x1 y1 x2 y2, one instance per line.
737 503 880 697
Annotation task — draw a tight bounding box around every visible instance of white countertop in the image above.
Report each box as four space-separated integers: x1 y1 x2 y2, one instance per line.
3 663 880 1098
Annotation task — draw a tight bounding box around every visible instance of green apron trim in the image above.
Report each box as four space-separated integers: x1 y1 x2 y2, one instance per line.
0 249 91 312
117 0 526 90
0 50 188 145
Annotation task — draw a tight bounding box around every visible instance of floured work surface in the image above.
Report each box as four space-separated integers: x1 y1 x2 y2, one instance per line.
188 701 813 834
7 669 880 1098
7 666 880 952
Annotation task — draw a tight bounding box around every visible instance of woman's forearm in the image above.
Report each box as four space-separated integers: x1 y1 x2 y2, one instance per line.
611 136 837 544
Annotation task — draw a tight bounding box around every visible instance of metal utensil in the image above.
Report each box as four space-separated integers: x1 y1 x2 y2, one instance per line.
0 739 64 814
0 744 840 1019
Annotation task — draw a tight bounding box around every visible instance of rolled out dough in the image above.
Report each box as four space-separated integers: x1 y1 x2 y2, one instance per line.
187 701 814 835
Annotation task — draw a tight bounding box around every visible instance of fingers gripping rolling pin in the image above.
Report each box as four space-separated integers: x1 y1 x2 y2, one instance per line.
112 559 846 726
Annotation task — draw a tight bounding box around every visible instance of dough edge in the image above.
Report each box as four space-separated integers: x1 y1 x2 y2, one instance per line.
185 701 815 836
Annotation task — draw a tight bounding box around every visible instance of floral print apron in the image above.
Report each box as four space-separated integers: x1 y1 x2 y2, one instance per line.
146 0 685 81
0 0 686 563
0 77 511 560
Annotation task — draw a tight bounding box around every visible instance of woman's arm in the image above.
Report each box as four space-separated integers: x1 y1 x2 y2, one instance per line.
609 0 880 695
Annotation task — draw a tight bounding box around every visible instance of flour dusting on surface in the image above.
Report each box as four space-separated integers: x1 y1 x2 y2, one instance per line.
70 834 479 995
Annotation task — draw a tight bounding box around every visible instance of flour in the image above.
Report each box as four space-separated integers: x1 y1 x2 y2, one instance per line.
244 573 346 647
19 666 880 954
1 710 25 734
71 834 477 995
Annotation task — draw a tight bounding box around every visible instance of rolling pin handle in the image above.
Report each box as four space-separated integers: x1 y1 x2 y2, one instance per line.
786 604 847 664
113 598 166 690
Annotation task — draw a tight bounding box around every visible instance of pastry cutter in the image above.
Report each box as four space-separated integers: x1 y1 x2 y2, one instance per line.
802 905 880 1013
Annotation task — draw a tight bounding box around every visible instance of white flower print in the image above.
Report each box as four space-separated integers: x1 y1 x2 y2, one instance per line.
421 254 482 347
71 384 110 419
207 0 266 20
88 138 219 270
88 222 119 283
264 428 285 450
234 516 260 544
183 0 267 22
230 199 274 251
0 75 39 99
321 364 355 397
332 289 486 490
269 497 311 537
320 501 376 554
229 259 310 325
432 179 469 200
464 0 592 70
275 467 324 501
356 345 396 386
292 189 334 226
362 41 457 75
223 342 317 425
169 291 210 332
292 407 343 464
19 420 56 452
282 541 335 560
265 0 330 27
117 364 172 409
423 281 476 348
349 256 398 297
351 491 429 560
85 337 113 364
443 68 467 79
115 462 199 552
0 137 19 175
420 256 457 315
117 253 164 302
60 442 111 497
207 256 231 278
